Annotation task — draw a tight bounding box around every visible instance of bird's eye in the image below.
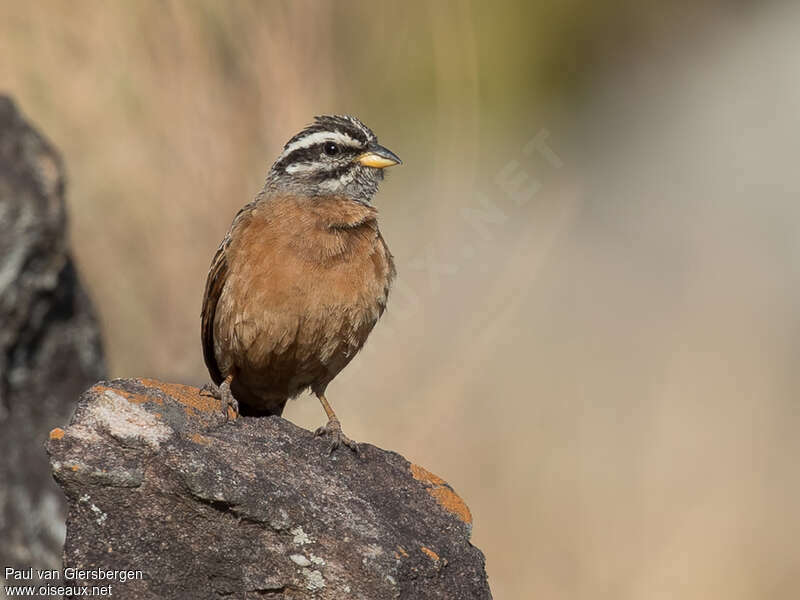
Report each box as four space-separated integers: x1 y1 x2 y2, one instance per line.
323 142 339 156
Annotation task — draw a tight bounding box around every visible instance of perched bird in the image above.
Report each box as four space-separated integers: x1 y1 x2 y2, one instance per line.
201 115 401 452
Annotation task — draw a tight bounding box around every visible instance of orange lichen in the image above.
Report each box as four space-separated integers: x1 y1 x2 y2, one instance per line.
49 428 65 441
70 464 79 472
189 433 212 445
421 547 440 562
428 486 472 525
91 379 221 419
410 464 446 487
90 383 160 405
396 546 409 558
410 464 473 526
137 378 219 416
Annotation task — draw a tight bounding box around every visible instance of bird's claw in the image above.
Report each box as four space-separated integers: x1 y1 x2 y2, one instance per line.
199 383 218 398
315 418 359 455
200 381 238 421
223 393 239 421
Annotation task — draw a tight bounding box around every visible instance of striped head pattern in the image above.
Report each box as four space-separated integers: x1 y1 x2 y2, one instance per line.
265 115 401 203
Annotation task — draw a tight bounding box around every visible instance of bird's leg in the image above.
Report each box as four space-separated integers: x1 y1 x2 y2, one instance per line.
200 374 239 420
314 392 359 455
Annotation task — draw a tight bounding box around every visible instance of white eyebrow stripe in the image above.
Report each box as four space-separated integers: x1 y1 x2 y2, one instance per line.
278 131 363 162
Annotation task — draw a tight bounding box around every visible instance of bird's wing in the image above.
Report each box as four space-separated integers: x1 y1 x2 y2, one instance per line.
201 202 255 385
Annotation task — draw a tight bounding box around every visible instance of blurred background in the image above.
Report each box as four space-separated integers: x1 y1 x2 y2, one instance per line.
2 0 799 597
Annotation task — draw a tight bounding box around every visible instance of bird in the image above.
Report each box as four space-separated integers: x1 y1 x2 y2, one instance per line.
200 115 401 453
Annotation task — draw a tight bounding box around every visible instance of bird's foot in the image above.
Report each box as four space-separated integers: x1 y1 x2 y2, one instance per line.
315 418 359 455
200 381 239 421
199 382 219 398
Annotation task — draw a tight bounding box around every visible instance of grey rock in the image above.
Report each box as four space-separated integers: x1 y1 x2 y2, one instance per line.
0 96 106 579
47 378 492 599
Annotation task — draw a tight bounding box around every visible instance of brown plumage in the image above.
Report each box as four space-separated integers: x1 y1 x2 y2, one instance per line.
201 115 400 452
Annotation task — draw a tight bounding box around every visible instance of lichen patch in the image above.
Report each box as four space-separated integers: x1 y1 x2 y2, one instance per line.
291 526 312 546
138 378 220 417
289 554 311 567
421 546 440 562
428 485 473 526
302 569 325 591
410 464 447 487
87 390 172 449
410 464 473 526
189 433 212 445
90 383 158 405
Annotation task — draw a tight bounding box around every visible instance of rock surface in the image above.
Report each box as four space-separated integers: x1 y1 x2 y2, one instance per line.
46 378 492 599
0 96 106 576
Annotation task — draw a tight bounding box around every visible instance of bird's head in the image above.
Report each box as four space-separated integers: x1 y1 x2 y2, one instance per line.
265 115 401 203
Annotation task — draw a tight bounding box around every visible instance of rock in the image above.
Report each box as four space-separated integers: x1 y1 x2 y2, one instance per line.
46 378 492 599
0 96 106 577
